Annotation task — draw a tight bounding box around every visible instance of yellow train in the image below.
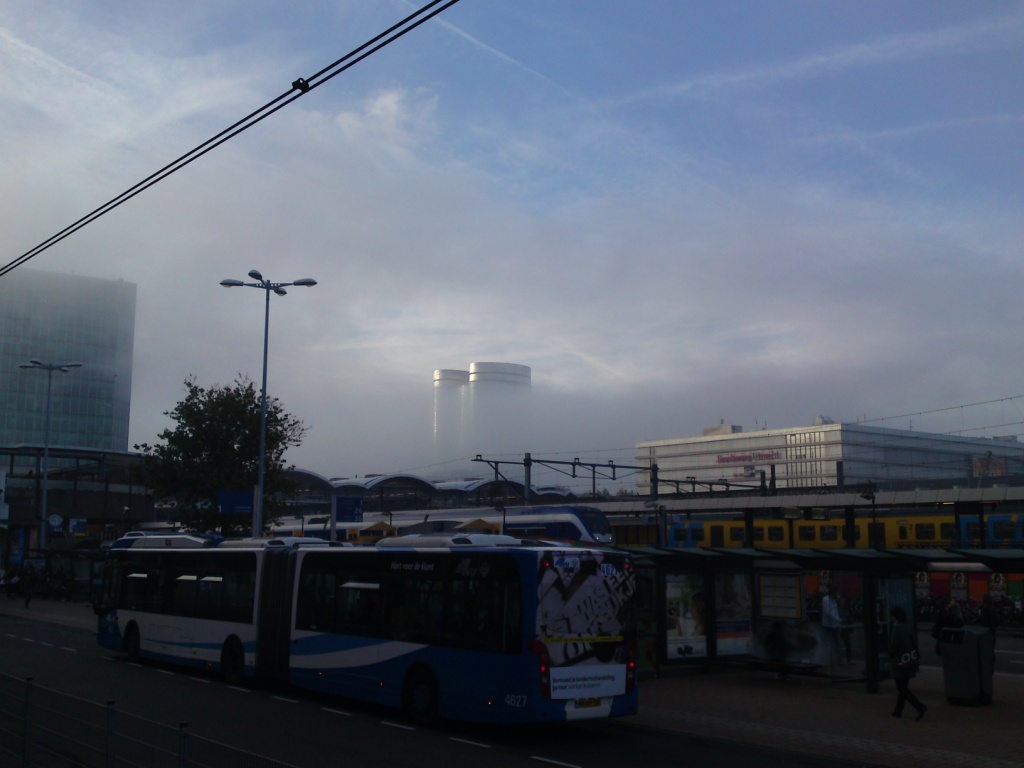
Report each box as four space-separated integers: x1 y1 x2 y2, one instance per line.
609 508 1024 550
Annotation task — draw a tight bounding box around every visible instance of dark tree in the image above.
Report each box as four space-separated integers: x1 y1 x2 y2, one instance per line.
134 376 307 535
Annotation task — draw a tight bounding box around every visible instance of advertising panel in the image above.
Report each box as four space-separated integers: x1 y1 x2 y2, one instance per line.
536 550 635 699
665 572 707 658
715 571 753 656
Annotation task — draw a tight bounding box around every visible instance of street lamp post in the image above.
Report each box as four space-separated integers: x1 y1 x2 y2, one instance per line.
19 359 83 551
220 270 317 537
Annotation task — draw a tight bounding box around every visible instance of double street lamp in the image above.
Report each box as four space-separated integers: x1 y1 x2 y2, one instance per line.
19 358 83 551
220 270 317 537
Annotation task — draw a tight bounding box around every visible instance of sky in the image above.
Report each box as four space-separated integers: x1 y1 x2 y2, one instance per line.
1 1 1022 494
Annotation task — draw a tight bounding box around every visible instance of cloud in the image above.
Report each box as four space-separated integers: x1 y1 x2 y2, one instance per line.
2 2 1022 490
615 7 1024 106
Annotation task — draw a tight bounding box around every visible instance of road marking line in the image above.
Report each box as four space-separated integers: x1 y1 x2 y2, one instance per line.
531 758 581 768
381 721 415 731
449 737 491 748
323 707 352 716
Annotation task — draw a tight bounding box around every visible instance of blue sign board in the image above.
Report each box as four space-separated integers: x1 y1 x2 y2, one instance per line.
334 496 363 523
217 491 255 517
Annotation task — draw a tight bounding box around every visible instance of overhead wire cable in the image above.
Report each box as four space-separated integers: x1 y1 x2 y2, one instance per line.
0 0 462 279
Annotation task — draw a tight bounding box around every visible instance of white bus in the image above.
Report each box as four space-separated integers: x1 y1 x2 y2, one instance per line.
96 534 638 724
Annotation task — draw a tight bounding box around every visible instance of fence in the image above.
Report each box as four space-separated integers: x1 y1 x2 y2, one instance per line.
0 673 299 768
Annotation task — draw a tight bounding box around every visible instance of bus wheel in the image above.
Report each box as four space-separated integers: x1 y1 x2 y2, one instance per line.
404 668 439 726
220 638 245 685
123 624 140 661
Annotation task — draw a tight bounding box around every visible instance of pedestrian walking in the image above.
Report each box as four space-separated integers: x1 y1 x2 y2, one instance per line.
889 605 926 720
4 565 19 600
21 565 36 609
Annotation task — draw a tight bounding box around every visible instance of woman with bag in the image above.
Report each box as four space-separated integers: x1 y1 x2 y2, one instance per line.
889 605 927 720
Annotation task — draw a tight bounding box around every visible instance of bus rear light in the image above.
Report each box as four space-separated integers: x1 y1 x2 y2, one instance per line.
528 639 552 698
625 641 637 694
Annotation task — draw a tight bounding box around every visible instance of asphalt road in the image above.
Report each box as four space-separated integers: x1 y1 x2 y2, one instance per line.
0 616 881 768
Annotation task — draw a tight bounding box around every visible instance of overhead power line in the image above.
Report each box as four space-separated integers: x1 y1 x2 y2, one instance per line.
0 0 464 279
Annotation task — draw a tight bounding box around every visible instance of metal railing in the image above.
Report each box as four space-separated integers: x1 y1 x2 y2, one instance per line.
0 674 299 768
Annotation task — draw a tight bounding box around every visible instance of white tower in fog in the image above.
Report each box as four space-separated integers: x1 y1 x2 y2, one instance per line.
432 362 532 479
433 368 470 474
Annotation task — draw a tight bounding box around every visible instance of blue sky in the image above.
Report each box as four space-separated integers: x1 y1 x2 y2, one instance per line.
1 1 1022 490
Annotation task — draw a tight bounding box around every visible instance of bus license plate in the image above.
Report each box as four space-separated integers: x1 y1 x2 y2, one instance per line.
575 697 602 709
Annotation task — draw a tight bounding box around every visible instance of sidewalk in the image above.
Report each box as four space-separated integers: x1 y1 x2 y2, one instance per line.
2 598 1022 768
635 663 1024 768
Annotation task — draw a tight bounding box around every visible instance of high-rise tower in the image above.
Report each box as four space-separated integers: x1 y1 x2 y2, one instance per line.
432 362 531 479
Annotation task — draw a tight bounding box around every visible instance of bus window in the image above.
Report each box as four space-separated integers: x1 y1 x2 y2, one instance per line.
820 525 838 542
448 576 521 654
336 579 381 636
897 524 908 541
690 526 705 542
729 527 745 543
915 523 936 542
396 577 446 644
171 573 198 616
966 522 982 539
767 526 785 542
753 527 765 542
797 525 816 542
841 525 861 542
940 522 957 541
296 566 339 633
122 567 152 612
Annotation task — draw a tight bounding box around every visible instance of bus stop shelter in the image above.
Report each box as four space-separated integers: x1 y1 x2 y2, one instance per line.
625 545 1023 694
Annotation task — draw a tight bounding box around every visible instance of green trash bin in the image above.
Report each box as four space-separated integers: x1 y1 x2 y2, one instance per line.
940 626 993 705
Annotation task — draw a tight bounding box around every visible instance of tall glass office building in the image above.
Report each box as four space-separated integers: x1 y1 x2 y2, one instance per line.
0 269 136 452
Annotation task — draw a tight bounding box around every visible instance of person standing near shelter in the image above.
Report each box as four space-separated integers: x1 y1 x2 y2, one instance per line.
821 584 843 665
889 605 926 720
979 593 999 650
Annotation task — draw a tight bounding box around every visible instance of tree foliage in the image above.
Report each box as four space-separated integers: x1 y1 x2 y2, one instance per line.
134 376 307 534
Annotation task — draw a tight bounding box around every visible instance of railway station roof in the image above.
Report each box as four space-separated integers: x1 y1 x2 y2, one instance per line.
948 548 1024 572
622 545 1024 576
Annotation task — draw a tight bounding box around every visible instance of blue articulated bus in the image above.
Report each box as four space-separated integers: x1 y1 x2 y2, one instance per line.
96 534 638 724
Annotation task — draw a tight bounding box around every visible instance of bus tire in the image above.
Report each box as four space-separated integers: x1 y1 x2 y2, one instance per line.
220 638 245 684
403 668 439 726
123 623 141 661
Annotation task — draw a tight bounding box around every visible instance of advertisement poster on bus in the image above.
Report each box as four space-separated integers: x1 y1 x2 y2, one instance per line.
715 571 753 656
665 572 707 659
536 550 635 699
